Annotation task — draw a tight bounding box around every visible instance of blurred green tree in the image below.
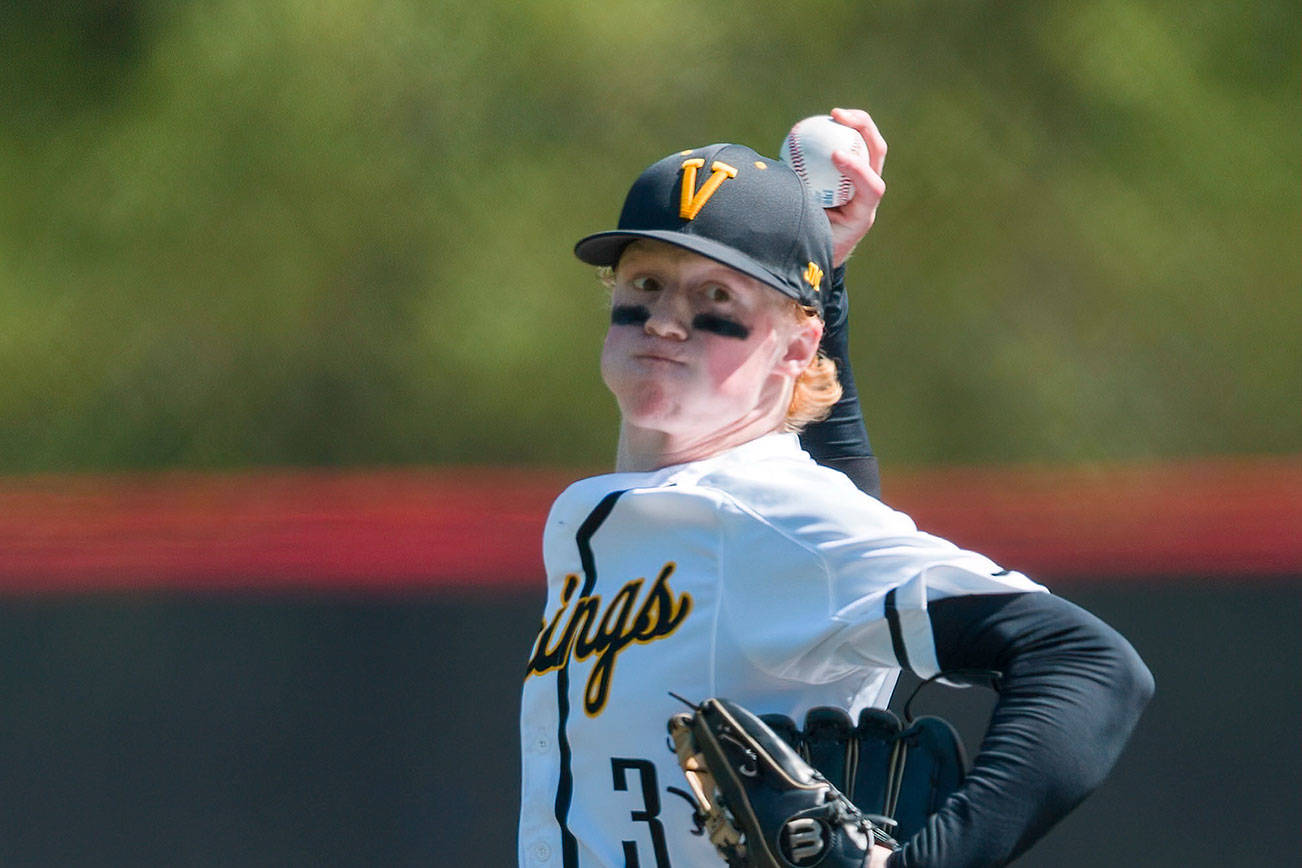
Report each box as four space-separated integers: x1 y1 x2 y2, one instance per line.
0 0 1296 471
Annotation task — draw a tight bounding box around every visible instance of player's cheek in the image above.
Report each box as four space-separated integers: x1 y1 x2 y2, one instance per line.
598 331 625 388
703 336 770 394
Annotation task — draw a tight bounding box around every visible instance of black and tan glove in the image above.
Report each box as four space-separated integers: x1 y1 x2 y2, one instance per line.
668 697 898 867
762 705 966 844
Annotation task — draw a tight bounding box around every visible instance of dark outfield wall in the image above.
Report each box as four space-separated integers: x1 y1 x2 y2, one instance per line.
0 579 1297 867
2 462 1296 865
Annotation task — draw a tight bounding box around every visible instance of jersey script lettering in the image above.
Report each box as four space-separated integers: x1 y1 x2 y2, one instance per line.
527 563 693 716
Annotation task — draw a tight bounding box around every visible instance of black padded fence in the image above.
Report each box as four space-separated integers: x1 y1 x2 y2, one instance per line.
0 579 1296 866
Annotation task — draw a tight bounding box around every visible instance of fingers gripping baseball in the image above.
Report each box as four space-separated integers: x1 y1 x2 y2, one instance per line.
827 107 888 267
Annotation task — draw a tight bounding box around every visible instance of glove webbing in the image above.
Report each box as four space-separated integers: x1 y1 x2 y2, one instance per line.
760 706 966 841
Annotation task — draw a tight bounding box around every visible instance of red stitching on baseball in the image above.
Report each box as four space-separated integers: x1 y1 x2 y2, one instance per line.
837 175 853 204
786 137 805 174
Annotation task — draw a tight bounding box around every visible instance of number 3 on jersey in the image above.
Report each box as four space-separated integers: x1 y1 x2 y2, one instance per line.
611 757 671 867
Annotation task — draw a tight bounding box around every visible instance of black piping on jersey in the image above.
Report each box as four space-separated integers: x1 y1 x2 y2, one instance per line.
554 489 628 868
884 587 912 671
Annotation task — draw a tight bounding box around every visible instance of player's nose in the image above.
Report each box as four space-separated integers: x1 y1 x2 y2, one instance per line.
643 287 691 341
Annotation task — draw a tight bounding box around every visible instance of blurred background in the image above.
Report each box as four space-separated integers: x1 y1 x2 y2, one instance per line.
0 0 1298 865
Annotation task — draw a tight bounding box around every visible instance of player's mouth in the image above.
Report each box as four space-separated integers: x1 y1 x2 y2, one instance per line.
633 351 687 366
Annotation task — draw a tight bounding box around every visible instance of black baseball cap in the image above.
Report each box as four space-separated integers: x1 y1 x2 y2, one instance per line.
574 143 833 315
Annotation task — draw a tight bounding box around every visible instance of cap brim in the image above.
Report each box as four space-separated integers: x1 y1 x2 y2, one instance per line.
574 230 798 304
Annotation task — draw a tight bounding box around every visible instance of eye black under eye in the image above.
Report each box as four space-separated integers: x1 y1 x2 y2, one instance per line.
611 305 650 326
692 313 750 340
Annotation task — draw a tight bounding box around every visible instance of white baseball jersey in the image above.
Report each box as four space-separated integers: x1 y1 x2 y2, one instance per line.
518 433 1044 868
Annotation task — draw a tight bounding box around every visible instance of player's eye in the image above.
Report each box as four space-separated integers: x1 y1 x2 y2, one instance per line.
704 284 731 304
631 276 662 293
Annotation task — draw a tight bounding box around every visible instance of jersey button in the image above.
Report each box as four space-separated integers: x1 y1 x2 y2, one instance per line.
530 840 552 862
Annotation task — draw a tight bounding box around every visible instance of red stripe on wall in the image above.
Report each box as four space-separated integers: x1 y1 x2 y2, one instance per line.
883 457 1302 581
0 457 1297 592
0 468 572 592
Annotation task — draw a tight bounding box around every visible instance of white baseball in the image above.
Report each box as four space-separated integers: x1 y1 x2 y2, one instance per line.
779 115 868 208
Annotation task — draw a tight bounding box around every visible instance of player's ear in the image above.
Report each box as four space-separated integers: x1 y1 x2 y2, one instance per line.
776 315 823 378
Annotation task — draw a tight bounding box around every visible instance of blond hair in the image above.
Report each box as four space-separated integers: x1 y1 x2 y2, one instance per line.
783 303 842 432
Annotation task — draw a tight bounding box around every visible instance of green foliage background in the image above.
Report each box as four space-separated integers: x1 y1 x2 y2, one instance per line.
1 0 1297 472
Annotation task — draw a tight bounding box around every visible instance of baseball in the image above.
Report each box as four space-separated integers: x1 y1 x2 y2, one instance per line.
779 114 868 208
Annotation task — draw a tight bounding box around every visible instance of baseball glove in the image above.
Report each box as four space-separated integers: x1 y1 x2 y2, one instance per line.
760 706 966 842
668 697 898 867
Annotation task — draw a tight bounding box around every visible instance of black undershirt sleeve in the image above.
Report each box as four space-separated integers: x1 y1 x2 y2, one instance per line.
889 592 1155 868
798 265 880 499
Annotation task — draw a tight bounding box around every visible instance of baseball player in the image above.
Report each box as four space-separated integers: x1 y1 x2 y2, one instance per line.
519 109 1152 867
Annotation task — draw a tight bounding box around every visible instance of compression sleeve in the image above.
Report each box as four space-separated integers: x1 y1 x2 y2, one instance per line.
798 265 880 498
889 592 1154 868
